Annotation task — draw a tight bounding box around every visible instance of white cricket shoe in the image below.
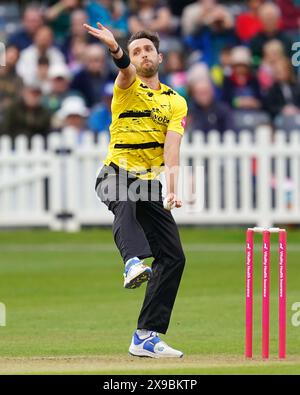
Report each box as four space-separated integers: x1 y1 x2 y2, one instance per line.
123 258 152 289
129 331 183 358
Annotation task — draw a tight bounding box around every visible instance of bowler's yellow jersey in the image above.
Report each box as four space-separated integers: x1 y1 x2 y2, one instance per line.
104 77 188 180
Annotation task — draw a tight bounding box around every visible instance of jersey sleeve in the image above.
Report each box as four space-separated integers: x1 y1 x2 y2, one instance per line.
167 94 188 136
113 78 140 103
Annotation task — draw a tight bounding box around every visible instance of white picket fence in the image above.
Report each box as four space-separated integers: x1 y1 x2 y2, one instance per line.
0 125 300 231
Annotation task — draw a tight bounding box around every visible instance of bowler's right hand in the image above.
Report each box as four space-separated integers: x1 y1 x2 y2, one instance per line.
83 22 119 52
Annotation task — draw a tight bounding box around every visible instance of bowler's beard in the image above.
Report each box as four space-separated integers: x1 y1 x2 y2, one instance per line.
136 60 159 78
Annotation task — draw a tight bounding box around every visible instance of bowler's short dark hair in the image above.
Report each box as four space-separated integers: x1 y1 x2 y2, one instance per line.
127 31 160 53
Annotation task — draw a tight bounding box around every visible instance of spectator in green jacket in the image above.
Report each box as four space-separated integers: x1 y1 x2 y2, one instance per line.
0 82 51 140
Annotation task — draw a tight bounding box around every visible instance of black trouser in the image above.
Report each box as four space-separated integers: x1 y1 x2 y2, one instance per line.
95 164 185 334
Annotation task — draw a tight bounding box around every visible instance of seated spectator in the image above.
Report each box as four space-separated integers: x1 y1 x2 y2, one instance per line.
44 0 82 45
257 39 286 92
16 26 66 84
264 57 300 119
250 3 293 66
161 50 187 98
187 78 233 139
186 62 211 85
66 37 89 74
36 55 51 95
88 82 113 133
61 10 90 62
236 0 264 44
211 45 233 88
222 46 262 111
128 0 176 51
0 45 23 122
43 63 80 113
7 5 43 51
54 96 90 144
276 0 300 38
86 0 128 41
181 0 219 37
70 44 112 107
0 81 51 139
184 5 238 68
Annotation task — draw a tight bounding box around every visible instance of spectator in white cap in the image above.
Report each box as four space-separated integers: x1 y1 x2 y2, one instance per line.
43 63 80 113
53 96 90 143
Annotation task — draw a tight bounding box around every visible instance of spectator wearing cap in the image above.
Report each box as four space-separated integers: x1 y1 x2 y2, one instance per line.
221 46 262 111
264 57 300 119
0 82 51 139
16 26 66 84
86 0 128 41
43 63 80 113
8 6 43 51
184 4 238 68
235 0 264 44
88 82 113 134
44 0 82 45
54 96 90 144
187 78 233 140
70 44 112 108
0 45 23 122
250 3 293 66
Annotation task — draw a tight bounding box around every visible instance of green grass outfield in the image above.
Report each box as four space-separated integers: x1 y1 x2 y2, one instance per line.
0 227 300 375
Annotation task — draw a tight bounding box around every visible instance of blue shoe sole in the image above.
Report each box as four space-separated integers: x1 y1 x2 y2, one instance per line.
124 269 152 289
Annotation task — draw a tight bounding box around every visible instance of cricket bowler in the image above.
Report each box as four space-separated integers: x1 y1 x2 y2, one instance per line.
84 22 188 358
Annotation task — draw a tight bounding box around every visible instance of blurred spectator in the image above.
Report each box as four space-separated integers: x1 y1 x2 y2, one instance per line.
276 0 300 37
128 0 176 50
222 46 262 111
257 39 286 92
184 5 238 68
187 78 233 138
66 36 89 74
45 0 82 45
129 0 172 33
235 0 264 44
70 44 112 107
54 96 90 143
88 82 113 133
264 57 300 119
16 26 66 83
61 10 90 62
211 45 233 88
43 63 80 113
36 55 51 95
250 3 293 66
86 0 128 40
0 81 51 139
8 5 43 51
0 45 23 122
186 62 211 86
161 50 187 98
181 0 219 36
